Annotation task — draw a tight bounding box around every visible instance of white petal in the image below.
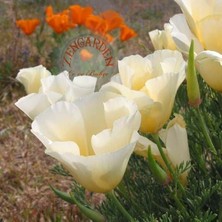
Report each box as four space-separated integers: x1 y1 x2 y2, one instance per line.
101 81 164 133
139 101 163 133
142 72 185 132
118 55 152 90
101 82 153 110
16 65 51 94
74 92 107 130
162 23 177 50
41 71 71 103
92 113 140 155
175 0 217 22
91 96 140 155
15 93 51 120
165 124 190 167
69 76 97 100
45 91 63 104
149 24 177 50
31 101 90 156
174 0 214 38
46 141 80 155
196 50 222 91
145 49 186 76
134 135 160 157
170 14 203 54
197 15 222 53
74 91 120 152
145 72 185 103
149 29 164 50
73 75 97 89
46 143 135 193
103 96 140 128
41 71 70 92
118 59 134 88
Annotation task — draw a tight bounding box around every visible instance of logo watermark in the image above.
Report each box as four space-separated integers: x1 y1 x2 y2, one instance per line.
60 34 117 89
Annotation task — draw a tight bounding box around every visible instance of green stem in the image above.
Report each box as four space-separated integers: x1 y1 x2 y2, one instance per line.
151 134 190 217
152 134 174 176
196 108 217 155
172 191 189 218
152 134 185 194
108 190 135 222
152 134 188 217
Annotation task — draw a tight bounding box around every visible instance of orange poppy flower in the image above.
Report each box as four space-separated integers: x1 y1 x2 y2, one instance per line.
80 49 93 61
85 14 108 35
16 19 40 35
46 10 72 34
69 5 93 26
45 5 54 17
100 10 124 32
120 24 137 41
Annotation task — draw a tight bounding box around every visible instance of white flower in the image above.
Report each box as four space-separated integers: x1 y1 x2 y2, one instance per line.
195 51 222 92
15 71 97 119
31 91 141 193
101 50 186 133
16 65 51 94
149 23 177 50
135 114 190 184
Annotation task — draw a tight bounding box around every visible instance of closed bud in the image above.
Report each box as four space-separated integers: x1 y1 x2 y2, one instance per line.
186 40 201 107
147 147 170 185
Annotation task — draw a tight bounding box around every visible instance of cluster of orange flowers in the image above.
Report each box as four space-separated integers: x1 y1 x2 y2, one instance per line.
16 19 40 35
16 5 137 42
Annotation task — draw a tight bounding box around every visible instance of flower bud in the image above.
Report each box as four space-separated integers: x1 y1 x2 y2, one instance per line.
147 147 170 185
186 40 201 107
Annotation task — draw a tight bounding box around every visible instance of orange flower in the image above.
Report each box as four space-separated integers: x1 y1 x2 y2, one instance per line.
46 9 72 33
120 24 137 41
85 14 108 35
45 5 54 17
100 10 124 32
69 5 93 26
16 19 40 35
80 49 93 61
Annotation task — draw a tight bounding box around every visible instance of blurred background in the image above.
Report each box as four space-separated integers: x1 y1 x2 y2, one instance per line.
0 0 179 88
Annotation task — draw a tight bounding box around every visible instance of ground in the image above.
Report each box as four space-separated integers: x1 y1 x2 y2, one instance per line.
0 0 179 221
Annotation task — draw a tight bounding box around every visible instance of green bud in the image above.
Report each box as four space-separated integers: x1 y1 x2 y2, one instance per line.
50 186 106 222
147 147 170 185
186 40 201 107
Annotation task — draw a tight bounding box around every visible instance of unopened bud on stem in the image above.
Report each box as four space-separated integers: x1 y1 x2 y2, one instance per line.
147 147 170 185
187 40 201 107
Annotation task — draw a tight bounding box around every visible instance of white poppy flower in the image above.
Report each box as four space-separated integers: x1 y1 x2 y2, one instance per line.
135 114 190 184
15 71 97 119
149 23 177 50
31 91 141 193
101 50 186 133
16 65 51 94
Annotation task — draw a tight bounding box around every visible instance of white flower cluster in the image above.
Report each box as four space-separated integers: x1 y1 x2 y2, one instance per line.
15 47 190 192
